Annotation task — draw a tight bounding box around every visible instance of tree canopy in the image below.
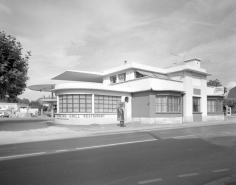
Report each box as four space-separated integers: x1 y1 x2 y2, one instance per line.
0 31 31 102
207 79 222 87
207 79 227 93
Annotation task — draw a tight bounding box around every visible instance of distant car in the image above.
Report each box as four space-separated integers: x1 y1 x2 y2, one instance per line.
0 112 9 118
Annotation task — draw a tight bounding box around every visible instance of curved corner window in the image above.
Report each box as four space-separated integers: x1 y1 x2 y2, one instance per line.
59 94 92 113
94 95 121 113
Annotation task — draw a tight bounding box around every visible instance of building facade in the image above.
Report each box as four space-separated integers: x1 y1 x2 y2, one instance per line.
29 59 224 125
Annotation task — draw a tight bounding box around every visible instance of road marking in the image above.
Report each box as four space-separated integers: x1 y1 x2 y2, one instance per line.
0 152 45 160
212 169 230 173
55 150 68 152
138 178 163 184
172 135 197 139
178 173 198 177
75 139 157 151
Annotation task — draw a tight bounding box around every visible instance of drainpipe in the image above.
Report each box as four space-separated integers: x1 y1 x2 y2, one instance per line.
182 93 184 123
51 91 54 118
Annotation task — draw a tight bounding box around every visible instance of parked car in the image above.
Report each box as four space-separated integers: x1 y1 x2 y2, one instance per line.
0 112 10 118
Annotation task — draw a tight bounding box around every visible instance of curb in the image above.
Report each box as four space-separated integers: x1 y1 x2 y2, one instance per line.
204 174 236 185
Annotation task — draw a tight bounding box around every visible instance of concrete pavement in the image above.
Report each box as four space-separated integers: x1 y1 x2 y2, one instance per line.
0 116 235 145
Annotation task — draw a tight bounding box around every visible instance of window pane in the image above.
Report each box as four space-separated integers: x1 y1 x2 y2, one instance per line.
73 95 79 99
87 99 92 103
87 104 92 108
86 95 92 99
87 109 92 113
74 99 79 103
74 108 79 112
74 104 79 108
104 100 108 104
80 109 85 113
104 104 108 108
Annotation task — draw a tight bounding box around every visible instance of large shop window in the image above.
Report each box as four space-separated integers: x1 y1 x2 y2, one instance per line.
207 99 222 112
59 94 92 113
193 97 201 112
156 96 181 113
95 95 121 113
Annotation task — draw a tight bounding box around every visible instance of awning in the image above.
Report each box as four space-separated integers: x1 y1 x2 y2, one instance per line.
136 70 169 79
27 84 56 92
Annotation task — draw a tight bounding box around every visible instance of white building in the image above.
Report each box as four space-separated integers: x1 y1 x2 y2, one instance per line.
28 59 224 125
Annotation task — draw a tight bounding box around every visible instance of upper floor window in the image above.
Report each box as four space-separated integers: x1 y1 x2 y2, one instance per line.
135 71 146 78
110 75 117 84
118 73 126 82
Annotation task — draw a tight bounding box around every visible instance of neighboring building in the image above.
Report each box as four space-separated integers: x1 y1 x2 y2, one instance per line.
28 59 224 125
0 103 29 117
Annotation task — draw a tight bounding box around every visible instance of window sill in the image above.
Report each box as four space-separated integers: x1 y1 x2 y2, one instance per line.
193 112 202 114
156 112 182 114
56 113 116 115
207 112 224 114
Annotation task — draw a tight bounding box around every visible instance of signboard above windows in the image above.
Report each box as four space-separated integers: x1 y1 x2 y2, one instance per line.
207 86 224 96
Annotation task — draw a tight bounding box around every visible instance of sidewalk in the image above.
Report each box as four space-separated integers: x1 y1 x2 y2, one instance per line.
0 117 235 145
204 174 236 185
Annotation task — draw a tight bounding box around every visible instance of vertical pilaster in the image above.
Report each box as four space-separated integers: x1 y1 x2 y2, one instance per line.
92 94 94 113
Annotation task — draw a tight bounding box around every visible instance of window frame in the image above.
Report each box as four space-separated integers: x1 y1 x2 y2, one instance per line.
156 95 181 113
193 97 201 113
94 95 121 113
59 94 92 113
207 99 223 113
118 73 126 82
110 75 117 84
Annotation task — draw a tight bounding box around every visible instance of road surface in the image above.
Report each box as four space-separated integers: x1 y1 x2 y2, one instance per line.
0 123 236 185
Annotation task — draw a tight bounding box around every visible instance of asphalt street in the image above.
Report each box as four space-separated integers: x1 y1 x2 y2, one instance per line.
0 123 236 185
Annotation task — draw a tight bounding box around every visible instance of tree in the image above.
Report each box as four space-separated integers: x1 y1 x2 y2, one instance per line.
223 98 236 114
207 79 227 93
0 31 31 102
30 100 43 109
207 79 222 87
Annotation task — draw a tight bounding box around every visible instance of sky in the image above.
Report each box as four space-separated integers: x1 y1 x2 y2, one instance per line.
1 0 236 100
